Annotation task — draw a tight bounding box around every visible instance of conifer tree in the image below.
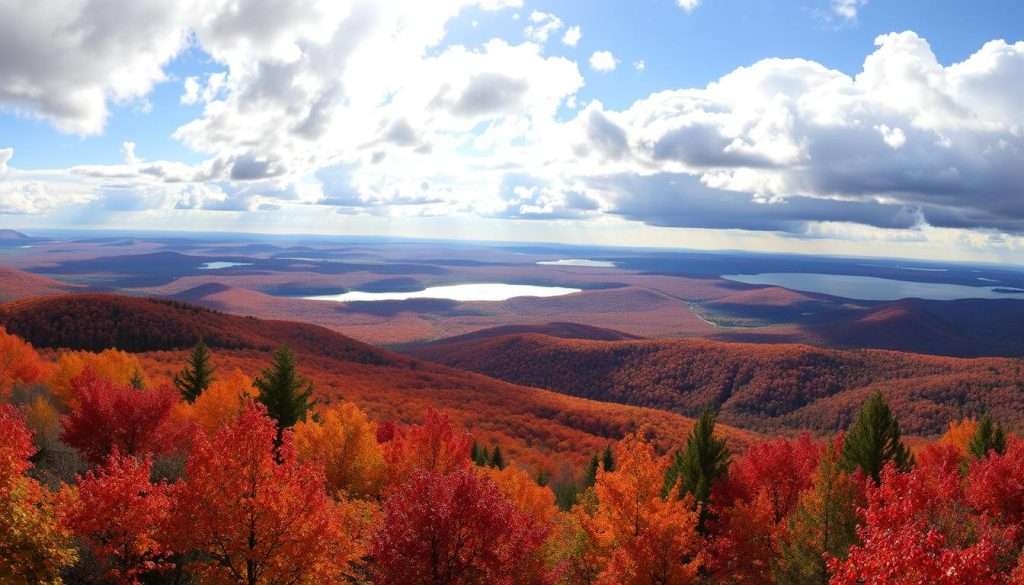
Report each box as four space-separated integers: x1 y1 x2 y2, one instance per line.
601 444 615 472
968 414 1007 459
664 408 731 533
489 444 505 469
470 441 483 466
253 346 314 441
129 368 145 390
774 440 861 585
173 339 215 403
840 391 911 482
583 453 600 488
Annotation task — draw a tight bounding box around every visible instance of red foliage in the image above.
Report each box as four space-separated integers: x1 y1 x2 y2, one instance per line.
382 409 471 485
0 403 34 481
371 469 550 585
58 455 172 584
60 370 180 464
723 433 821 522
829 448 1015 585
166 402 359 584
966 439 1024 542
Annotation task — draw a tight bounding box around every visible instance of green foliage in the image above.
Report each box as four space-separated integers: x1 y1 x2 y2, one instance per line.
173 339 215 403
489 445 506 470
968 414 1007 459
840 391 911 482
129 368 145 390
773 441 860 585
253 346 314 440
663 408 730 533
601 445 615 473
583 454 600 488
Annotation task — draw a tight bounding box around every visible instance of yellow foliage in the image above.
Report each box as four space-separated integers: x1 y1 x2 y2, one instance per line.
50 350 148 409
21 396 61 446
294 402 386 499
175 368 254 434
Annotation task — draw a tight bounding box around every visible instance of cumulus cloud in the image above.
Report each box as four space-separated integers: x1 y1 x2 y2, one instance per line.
562 25 582 47
524 11 563 43
0 148 11 175
0 0 195 135
634 60 646 72
563 32 1024 233
589 51 619 72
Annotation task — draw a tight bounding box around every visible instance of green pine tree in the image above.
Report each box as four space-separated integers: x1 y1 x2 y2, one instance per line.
470 441 483 466
773 441 861 585
601 444 615 472
968 414 1007 459
664 408 731 534
489 445 506 469
840 391 911 483
173 339 215 403
129 368 145 390
583 453 600 488
253 346 314 441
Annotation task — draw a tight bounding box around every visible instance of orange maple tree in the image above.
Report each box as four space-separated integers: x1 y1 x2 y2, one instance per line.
165 402 363 584
294 401 386 498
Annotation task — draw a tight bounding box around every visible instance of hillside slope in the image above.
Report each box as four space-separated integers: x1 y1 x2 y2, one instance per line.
411 328 1024 436
0 294 758 472
0 266 74 302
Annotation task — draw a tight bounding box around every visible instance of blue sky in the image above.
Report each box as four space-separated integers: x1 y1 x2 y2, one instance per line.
1 0 1024 262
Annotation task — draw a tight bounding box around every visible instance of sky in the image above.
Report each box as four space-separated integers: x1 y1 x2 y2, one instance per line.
1 0 1024 263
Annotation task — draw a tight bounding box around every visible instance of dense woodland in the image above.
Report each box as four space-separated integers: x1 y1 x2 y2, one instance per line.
413 333 1024 435
3 324 1024 584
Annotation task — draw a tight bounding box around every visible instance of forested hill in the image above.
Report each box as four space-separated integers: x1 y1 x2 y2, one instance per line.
411 328 1024 436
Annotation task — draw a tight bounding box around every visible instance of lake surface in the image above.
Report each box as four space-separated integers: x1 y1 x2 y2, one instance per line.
199 261 253 270
305 283 582 302
722 273 1024 301
537 259 616 268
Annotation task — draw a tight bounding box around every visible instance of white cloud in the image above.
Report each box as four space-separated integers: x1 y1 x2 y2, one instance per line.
524 11 563 43
589 50 619 72
0 0 196 135
0 148 11 175
181 77 201 105
832 0 867 22
677 0 701 13
876 124 906 149
121 142 139 165
562 25 582 47
634 60 646 72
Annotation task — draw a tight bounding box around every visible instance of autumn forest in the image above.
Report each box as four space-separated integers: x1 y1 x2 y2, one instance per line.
2 316 1024 585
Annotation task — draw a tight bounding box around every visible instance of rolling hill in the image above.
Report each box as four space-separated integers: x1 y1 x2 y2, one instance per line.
0 294 759 473
0 266 75 302
410 327 1024 436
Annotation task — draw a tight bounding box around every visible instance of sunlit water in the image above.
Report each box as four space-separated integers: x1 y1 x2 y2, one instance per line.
536 259 616 267
305 283 582 302
722 273 1024 301
199 261 253 270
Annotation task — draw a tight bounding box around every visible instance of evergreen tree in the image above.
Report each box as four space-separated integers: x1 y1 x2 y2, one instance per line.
773 441 861 585
470 441 484 466
601 444 615 472
129 368 145 390
840 391 911 483
173 339 215 403
968 414 1007 459
489 445 506 470
554 478 580 511
663 408 731 534
253 346 314 441
583 453 600 488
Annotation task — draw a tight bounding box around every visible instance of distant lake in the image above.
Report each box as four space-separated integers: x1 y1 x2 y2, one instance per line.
722 273 1024 301
537 259 616 268
305 283 582 302
199 261 253 270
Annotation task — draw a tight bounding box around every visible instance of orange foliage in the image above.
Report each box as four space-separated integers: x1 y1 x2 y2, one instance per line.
580 434 703 585
0 326 48 399
173 367 254 434
166 403 364 584
50 349 148 409
484 465 558 526
938 417 978 456
294 401 386 499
